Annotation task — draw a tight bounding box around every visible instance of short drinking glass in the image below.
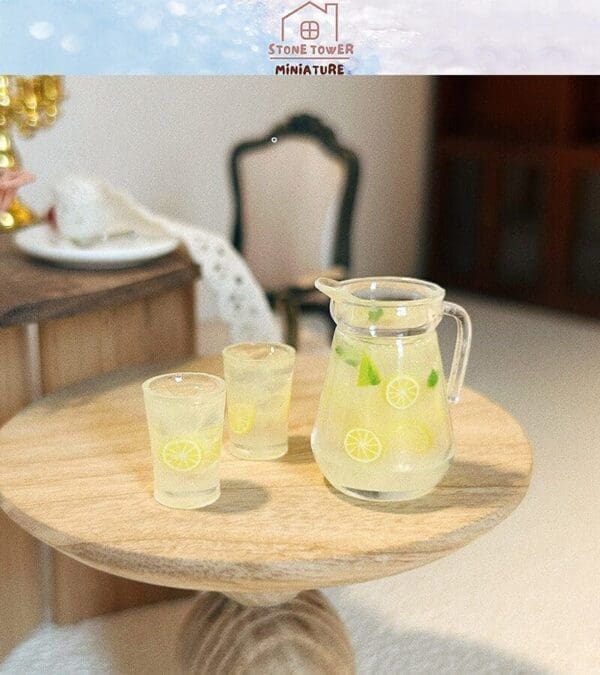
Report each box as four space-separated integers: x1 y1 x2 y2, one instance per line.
223 343 296 460
142 372 225 509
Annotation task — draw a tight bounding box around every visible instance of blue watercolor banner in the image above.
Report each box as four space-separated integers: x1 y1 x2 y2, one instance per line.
0 1 277 74
0 0 599 75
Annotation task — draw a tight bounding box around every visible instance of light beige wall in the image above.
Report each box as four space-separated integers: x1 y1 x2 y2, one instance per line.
18 76 432 275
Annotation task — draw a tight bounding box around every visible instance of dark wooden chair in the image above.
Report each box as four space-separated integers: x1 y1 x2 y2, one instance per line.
230 113 360 346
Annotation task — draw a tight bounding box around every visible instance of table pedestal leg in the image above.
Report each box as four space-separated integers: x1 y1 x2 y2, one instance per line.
179 590 355 674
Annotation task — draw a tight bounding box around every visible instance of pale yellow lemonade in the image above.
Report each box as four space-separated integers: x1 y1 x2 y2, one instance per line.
143 373 225 509
223 343 295 460
311 330 454 500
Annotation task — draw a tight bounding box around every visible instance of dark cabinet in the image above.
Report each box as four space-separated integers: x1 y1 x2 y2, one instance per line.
428 76 600 318
572 170 600 293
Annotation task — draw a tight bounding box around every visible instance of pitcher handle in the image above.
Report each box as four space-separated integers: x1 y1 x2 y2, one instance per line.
443 301 472 404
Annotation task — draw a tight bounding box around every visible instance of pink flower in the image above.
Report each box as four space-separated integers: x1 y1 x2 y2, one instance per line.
0 169 36 212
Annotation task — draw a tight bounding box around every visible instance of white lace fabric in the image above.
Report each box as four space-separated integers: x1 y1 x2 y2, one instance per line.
154 217 282 344
56 178 282 344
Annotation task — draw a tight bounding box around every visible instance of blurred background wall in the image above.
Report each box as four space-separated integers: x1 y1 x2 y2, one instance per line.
16 76 433 277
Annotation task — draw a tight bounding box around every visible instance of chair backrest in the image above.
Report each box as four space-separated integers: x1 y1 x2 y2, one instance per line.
230 114 359 291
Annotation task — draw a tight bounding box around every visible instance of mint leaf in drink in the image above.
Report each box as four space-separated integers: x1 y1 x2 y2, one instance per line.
427 368 439 388
368 307 384 323
335 344 360 367
357 355 381 386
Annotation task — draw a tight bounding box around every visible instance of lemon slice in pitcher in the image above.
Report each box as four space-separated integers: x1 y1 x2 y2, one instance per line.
395 420 434 454
386 375 420 409
344 428 382 463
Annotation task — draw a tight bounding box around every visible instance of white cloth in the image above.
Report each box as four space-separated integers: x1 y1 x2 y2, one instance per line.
54 177 281 344
146 215 281 344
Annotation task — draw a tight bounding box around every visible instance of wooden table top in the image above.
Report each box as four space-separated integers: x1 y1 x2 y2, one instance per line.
0 354 532 594
0 235 199 327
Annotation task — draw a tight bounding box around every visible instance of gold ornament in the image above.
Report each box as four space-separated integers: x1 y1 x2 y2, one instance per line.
0 75 64 232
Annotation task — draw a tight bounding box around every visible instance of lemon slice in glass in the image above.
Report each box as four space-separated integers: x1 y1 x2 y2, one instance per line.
395 420 434 454
344 428 382 463
160 438 202 472
386 375 420 409
196 426 222 463
227 403 256 435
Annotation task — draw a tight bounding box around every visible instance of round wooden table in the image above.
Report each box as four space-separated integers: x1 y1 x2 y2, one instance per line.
0 354 532 674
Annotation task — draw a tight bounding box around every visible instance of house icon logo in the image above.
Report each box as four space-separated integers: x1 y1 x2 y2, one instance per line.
281 2 339 42
269 1 352 74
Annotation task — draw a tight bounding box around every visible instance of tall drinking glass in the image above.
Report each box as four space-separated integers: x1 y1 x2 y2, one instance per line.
222 343 296 460
142 372 225 509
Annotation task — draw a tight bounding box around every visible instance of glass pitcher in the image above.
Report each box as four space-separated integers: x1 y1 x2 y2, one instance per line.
311 277 472 502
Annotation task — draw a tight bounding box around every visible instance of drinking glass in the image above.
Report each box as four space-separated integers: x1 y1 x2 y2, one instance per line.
142 372 225 509
222 343 296 460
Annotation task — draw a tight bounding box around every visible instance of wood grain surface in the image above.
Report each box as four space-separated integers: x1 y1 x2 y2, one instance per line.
0 354 532 594
39 285 195 394
0 326 31 424
0 325 43 658
0 514 42 659
0 236 198 328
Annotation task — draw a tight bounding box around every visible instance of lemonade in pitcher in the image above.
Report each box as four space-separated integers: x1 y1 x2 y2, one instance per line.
311 277 471 502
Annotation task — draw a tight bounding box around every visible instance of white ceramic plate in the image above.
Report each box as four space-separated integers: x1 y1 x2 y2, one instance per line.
14 224 179 270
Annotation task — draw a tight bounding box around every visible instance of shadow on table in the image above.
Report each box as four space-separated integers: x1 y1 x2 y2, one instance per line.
202 479 269 513
324 459 528 515
279 435 315 464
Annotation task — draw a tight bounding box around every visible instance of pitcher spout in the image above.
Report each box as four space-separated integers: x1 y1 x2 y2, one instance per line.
315 277 342 300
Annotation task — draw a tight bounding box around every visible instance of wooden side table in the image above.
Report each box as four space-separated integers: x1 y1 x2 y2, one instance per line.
0 236 198 655
0 353 532 672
